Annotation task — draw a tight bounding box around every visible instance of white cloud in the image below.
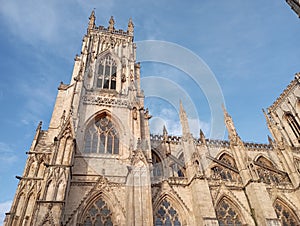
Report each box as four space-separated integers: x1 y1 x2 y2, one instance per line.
149 107 210 137
0 142 18 164
0 200 12 224
0 1 59 44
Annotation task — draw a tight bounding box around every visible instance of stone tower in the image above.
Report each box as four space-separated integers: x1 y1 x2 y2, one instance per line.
4 11 153 226
5 11 300 226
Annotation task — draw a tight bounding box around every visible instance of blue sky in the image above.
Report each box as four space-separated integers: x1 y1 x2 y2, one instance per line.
0 0 300 223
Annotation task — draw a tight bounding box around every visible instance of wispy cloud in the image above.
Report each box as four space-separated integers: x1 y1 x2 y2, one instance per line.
149 107 210 137
0 1 59 44
0 142 18 164
0 200 12 224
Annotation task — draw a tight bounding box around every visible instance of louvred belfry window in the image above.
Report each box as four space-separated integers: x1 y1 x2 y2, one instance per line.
84 115 119 154
96 55 117 90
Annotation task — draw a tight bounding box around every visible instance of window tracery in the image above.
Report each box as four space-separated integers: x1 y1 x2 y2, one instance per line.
171 153 185 178
84 115 119 154
274 199 300 226
285 113 300 140
216 199 242 226
152 152 163 177
83 197 113 226
96 55 117 90
255 156 291 185
211 154 241 183
154 199 182 226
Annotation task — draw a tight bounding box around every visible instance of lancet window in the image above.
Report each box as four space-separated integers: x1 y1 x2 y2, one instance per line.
274 199 300 226
84 115 119 154
171 153 185 177
152 151 163 177
154 199 182 226
83 197 113 226
216 198 242 226
96 55 117 90
285 113 300 140
211 153 241 183
255 156 291 185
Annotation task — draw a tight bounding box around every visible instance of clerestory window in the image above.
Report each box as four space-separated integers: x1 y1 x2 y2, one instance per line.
285 113 300 140
84 115 119 154
96 55 117 90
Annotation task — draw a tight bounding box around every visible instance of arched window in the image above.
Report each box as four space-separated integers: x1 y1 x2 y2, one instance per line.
285 113 300 140
216 198 242 226
154 199 182 226
84 115 119 154
83 197 113 226
152 151 163 177
255 156 291 185
274 199 300 226
211 153 241 182
96 55 117 90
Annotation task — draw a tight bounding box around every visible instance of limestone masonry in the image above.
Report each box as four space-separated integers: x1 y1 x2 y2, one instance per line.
4 11 300 226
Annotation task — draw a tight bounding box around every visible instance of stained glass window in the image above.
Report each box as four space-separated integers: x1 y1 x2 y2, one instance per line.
211 154 241 183
154 199 182 226
83 197 113 226
285 113 300 140
216 199 242 226
84 115 119 154
96 55 117 90
255 156 291 185
274 199 299 226
152 152 163 177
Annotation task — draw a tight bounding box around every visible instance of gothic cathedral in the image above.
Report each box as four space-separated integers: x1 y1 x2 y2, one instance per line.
4 11 300 226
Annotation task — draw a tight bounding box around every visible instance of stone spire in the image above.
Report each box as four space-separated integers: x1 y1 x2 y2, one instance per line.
108 16 115 31
88 10 96 30
163 125 168 141
200 129 206 145
222 105 240 144
179 101 191 137
127 18 134 35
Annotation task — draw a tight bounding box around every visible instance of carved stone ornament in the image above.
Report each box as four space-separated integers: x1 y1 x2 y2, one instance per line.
83 95 128 108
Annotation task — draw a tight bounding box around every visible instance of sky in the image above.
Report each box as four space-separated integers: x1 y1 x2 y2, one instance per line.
0 0 300 223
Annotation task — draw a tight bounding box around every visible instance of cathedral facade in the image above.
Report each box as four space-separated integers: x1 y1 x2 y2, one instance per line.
4 12 300 226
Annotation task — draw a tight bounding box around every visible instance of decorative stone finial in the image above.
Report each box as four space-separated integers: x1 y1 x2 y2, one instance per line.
179 100 191 137
127 18 134 35
88 10 96 30
163 125 168 141
200 129 206 145
108 16 115 31
222 105 240 144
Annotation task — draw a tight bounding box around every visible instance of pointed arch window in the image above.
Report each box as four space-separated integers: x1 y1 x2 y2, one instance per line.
171 153 185 178
152 151 163 177
216 198 242 226
154 199 182 226
84 115 119 154
255 156 291 185
96 55 117 90
274 199 300 226
83 197 113 226
211 153 241 183
285 113 300 140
